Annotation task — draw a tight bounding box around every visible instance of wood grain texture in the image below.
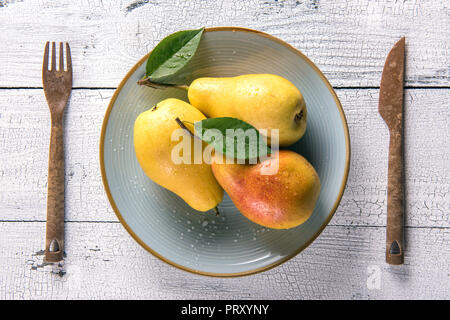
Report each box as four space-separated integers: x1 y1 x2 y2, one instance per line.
44 124 65 262
0 88 447 227
42 41 73 262
378 37 405 264
0 0 448 88
0 89 117 222
337 88 449 228
0 221 447 299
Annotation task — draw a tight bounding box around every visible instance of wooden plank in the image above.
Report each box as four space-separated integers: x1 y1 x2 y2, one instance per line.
0 88 448 227
0 89 117 222
0 221 447 299
337 88 449 227
0 0 448 88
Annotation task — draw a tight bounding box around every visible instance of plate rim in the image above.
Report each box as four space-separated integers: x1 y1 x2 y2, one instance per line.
99 26 351 277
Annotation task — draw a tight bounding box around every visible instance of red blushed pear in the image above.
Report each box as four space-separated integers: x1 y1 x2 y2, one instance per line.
211 150 320 229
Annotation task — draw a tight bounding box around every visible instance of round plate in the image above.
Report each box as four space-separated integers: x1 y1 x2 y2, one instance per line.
100 27 350 277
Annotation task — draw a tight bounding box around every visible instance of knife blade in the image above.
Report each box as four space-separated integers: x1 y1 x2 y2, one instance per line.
378 37 405 265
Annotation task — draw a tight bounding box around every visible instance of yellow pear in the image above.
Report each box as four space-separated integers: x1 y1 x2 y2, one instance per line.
211 150 320 229
187 74 307 147
134 98 223 212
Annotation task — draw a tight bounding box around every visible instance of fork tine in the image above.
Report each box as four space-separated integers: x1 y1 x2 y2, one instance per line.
65 42 72 72
59 42 64 71
51 42 56 71
43 42 49 71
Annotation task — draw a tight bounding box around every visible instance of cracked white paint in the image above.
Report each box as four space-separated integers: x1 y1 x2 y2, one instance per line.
0 0 448 87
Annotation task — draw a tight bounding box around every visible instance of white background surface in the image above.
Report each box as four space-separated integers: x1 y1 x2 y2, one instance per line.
0 0 448 299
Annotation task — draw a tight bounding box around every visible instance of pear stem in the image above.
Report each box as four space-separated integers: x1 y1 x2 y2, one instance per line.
137 78 189 91
175 119 219 217
175 117 200 140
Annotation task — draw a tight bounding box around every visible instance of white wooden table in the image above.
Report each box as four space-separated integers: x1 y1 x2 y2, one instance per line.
0 0 448 300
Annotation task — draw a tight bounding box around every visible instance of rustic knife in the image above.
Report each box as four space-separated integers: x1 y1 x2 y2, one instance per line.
378 37 406 265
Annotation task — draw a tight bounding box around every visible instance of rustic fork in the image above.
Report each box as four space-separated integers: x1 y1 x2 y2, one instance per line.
42 42 72 262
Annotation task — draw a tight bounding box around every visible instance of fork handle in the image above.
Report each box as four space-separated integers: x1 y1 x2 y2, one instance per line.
44 122 65 262
386 130 404 265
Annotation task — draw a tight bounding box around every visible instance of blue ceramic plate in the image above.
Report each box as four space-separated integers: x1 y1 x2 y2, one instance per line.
100 27 350 276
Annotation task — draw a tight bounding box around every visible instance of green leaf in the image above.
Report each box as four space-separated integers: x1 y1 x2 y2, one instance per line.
194 117 272 161
145 27 204 82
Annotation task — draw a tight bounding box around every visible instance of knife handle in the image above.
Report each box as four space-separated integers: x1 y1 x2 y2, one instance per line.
386 130 404 265
44 123 65 263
